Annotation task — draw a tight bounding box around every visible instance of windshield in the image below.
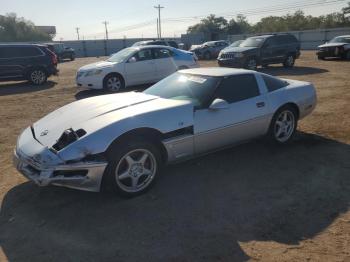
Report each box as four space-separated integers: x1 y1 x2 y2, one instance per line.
330 37 350 44
143 72 220 108
203 41 216 47
107 48 136 62
229 40 243 47
240 37 265 47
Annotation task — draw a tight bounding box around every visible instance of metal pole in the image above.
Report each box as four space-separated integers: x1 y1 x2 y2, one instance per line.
154 5 164 39
76 27 80 40
103 21 109 40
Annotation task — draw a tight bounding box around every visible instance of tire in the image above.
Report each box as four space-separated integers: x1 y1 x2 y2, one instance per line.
103 74 125 92
317 55 325 60
28 68 47 85
204 51 211 60
268 105 298 144
70 54 75 61
345 51 350 61
104 139 162 197
283 54 295 68
245 57 257 70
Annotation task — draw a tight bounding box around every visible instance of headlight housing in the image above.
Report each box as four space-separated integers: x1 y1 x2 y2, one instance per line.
85 69 103 77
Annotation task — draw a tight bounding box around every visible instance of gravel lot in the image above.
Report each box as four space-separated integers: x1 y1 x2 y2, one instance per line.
0 51 349 261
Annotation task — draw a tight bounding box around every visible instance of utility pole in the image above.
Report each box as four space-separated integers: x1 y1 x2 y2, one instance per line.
156 18 159 38
154 4 164 39
102 21 109 40
75 27 80 40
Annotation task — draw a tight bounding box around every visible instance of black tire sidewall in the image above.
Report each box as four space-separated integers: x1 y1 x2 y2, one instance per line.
245 57 257 70
204 51 211 60
283 55 295 68
268 106 298 144
103 140 162 197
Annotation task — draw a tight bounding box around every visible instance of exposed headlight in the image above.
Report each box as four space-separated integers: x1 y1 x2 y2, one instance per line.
85 69 103 77
234 53 244 58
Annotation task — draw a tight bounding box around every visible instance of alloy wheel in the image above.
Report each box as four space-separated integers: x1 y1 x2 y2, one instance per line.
31 70 46 85
274 110 295 143
107 76 122 92
115 149 157 193
247 59 257 70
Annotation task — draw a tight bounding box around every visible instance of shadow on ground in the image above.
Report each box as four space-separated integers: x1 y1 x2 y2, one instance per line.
259 66 328 76
1 132 349 261
75 84 152 100
0 81 56 96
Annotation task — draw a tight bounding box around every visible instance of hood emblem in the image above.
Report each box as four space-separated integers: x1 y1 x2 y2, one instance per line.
40 130 49 136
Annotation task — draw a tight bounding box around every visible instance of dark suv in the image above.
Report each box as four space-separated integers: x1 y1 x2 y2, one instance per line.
46 43 75 61
0 44 58 85
218 34 300 70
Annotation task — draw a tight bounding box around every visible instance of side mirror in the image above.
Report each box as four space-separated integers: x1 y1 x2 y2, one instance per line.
209 98 229 110
128 57 137 63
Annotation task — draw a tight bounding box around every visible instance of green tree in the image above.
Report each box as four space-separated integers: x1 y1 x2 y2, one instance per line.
187 14 228 34
0 13 52 42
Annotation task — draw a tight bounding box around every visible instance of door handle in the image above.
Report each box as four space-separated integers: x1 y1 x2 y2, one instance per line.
256 102 265 108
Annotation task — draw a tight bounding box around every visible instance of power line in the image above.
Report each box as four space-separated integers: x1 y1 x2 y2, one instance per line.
102 21 109 40
154 4 164 38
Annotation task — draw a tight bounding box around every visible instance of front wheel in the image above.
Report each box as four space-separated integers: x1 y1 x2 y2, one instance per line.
70 54 75 61
268 106 298 144
103 74 124 92
204 51 211 60
104 140 162 197
245 58 257 70
28 68 47 85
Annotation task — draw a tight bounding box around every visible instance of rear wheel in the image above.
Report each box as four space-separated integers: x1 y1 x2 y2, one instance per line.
283 54 295 68
70 54 75 61
103 74 124 92
28 68 47 85
104 140 162 197
268 106 298 144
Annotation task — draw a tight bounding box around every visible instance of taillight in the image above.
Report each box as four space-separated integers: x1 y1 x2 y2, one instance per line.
46 48 58 65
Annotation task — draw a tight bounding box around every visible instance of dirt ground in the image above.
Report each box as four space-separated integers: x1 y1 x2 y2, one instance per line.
0 51 349 261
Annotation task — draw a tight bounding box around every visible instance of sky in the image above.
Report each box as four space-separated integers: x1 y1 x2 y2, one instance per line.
0 0 348 40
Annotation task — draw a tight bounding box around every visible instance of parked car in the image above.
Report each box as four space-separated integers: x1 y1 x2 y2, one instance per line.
218 34 301 70
0 44 58 85
14 67 317 197
190 40 229 60
228 40 244 48
46 43 75 62
76 45 199 91
132 40 179 49
316 35 350 60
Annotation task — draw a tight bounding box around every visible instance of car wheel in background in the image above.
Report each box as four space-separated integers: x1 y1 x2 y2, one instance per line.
204 51 211 60
268 105 298 144
70 54 75 61
104 140 162 197
103 74 125 92
245 57 257 70
317 55 325 60
28 68 47 85
345 51 350 60
283 54 295 68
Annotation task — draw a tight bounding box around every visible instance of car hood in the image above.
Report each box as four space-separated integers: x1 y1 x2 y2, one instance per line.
78 61 115 71
221 46 258 53
318 42 347 48
33 92 158 147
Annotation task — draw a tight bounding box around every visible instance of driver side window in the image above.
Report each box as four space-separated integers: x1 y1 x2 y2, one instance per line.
213 74 260 104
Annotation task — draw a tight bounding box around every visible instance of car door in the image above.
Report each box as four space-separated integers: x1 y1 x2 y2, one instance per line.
152 48 177 80
260 37 279 64
0 46 24 79
124 48 157 86
194 73 269 154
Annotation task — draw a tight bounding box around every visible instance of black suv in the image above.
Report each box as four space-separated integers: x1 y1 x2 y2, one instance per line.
46 43 75 61
218 34 301 70
0 44 58 85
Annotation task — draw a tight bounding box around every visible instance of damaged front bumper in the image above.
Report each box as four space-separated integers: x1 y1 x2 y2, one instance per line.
13 127 107 192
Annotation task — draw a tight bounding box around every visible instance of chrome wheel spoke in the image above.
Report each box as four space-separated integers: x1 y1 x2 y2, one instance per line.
125 155 135 166
119 171 130 180
131 176 139 188
139 153 149 165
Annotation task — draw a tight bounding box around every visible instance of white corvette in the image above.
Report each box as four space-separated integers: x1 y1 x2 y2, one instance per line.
76 45 199 91
15 68 316 197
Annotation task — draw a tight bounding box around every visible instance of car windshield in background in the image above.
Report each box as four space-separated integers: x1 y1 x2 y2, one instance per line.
229 40 243 47
330 37 350 44
143 72 219 108
107 48 135 62
240 37 265 47
203 42 216 47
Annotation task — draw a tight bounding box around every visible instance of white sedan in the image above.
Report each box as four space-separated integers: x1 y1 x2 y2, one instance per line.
76 45 199 91
15 68 316 197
